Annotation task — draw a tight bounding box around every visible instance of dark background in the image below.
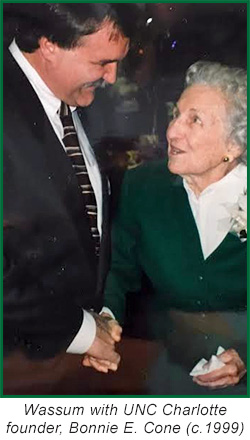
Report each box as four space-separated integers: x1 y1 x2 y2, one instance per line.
86 3 247 169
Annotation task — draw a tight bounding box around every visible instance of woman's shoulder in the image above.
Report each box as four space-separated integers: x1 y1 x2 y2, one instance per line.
124 159 173 186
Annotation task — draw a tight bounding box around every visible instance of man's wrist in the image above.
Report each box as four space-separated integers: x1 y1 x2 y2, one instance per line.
66 310 96 354
100 306 115 320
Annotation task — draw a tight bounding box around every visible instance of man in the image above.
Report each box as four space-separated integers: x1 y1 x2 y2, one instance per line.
3 3 129 387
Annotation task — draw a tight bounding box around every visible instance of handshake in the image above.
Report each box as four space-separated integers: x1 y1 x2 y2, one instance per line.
82 312 122 373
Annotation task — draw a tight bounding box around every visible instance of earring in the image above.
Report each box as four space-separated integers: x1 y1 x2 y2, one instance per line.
223 156 230 162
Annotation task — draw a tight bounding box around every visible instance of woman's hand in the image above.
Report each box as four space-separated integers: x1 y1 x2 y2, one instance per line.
193 349 246 388
100 312 122 343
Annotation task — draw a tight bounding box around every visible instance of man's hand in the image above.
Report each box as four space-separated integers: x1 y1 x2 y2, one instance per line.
82 356 119 373
82 312 122 373
193 348 246 388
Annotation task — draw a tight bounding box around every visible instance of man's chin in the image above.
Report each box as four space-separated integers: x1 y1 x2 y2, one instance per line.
75 90 95 108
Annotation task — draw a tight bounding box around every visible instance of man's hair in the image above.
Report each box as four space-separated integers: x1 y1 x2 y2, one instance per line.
4 3 130 52
185 61 247 164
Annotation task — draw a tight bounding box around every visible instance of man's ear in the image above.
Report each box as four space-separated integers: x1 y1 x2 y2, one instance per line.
39 37 58 61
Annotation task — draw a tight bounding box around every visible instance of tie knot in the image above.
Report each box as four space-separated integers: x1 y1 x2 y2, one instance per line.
59 101 70 118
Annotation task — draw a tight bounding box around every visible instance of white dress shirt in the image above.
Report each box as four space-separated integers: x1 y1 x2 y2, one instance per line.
183 163 247 259
9 40 103 354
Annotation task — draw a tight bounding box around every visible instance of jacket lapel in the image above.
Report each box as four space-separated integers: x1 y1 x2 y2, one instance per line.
169 175 205 262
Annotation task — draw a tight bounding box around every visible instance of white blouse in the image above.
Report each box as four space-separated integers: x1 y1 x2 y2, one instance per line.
184 163 247 259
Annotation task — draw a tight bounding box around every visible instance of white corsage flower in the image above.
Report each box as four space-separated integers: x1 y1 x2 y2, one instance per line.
228 190 247 241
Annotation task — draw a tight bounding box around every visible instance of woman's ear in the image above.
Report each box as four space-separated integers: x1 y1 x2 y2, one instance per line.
226 141 243 162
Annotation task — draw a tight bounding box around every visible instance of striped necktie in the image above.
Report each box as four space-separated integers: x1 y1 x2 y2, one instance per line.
60 102 100 256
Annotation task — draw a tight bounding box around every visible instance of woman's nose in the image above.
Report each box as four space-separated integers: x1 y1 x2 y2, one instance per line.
167 117 183 140
103 63 118 84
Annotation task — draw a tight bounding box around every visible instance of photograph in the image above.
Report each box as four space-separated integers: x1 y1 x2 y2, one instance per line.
2 2 247 397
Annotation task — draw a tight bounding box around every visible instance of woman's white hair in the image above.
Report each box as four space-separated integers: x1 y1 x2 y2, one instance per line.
185 61 247 164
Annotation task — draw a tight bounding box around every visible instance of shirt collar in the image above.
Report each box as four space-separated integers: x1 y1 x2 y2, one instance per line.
183 163 247 200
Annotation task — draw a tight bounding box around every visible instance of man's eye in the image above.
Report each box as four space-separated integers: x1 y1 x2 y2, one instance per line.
92 61 107 67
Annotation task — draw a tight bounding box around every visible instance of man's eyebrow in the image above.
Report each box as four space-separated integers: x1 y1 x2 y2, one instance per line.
96 58 122 64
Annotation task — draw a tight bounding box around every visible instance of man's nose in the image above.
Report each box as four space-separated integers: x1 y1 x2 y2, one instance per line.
103 63 118 84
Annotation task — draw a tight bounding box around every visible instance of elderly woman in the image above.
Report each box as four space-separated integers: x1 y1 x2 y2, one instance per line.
102 61 247 395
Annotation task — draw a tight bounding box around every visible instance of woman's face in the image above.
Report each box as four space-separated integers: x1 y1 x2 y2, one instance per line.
166 84 239 180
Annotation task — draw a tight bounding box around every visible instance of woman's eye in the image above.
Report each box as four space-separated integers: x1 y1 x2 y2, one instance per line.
192 115 202 125
172 109 179 119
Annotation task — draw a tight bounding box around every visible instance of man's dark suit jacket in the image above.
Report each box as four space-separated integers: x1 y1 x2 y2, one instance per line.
3 49 110 359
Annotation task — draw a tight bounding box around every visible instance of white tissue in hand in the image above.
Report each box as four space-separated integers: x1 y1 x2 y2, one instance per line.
216 346 225 356
190 346 225 376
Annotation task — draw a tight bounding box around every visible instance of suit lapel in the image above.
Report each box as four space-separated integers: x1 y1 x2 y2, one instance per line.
169 176 205 262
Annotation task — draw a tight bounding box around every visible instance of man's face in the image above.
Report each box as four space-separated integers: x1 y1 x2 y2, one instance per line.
43 21 129 106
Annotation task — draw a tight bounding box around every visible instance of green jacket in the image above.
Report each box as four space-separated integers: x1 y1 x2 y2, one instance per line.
105 160 247 323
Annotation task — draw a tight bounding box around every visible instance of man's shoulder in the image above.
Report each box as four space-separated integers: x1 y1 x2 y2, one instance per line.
3 50 43 129
4 48 32 98
3 47 16 78
4 48 23 104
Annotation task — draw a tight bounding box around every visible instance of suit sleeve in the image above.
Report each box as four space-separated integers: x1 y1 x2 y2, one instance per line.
104 170 142 323
3 133 84 359
3 223 84 358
